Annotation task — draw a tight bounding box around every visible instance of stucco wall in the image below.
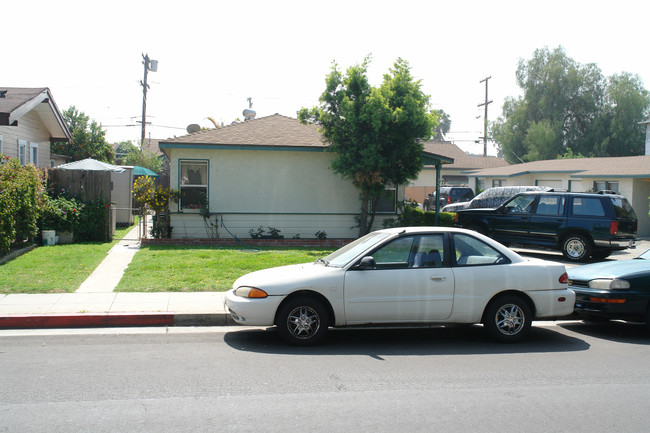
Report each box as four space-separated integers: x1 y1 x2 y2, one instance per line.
167 148 401 239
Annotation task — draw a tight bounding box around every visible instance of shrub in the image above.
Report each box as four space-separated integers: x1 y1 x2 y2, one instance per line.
0 155 44 255
75 197 109 241
41 192 82 232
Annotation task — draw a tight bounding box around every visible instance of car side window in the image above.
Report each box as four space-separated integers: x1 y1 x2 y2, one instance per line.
534 196 565 216
411 234 445 268
370 235 446 269
572 197 605 217
452 233 508 266
372 237 415 269
504 195 536 213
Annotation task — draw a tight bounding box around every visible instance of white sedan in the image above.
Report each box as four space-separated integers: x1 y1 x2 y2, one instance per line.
225 227 574 345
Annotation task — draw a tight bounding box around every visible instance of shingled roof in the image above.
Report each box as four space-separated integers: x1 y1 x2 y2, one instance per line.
160 114 455 165
422 141 508 170
471 155 650 178
161 114 324 148
0 87 71 141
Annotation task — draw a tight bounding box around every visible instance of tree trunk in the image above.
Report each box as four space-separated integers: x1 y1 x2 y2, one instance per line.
357 189 371 237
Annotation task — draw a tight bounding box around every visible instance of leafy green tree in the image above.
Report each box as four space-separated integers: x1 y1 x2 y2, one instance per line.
299 57 439 236
431 109 451 141
52 106 114 162
492 46 650 163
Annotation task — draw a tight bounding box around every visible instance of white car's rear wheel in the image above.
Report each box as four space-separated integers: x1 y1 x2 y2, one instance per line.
277 296 329 345
483 295 532 342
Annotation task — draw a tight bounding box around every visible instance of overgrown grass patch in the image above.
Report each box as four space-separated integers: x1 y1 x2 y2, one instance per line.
0 224 135 294
116 246 335 292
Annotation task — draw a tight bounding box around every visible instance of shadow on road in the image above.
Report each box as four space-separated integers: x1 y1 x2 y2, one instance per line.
224 324 589 357
558 320 650 345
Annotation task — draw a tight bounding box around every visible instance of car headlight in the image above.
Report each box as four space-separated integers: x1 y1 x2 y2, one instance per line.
588 279 630 290
234 286 268 298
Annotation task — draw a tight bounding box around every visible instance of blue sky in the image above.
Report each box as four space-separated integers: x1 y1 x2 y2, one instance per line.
5 0 649 155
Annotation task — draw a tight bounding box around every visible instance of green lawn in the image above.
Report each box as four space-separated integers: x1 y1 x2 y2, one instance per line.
0 224 135 294
0 228 335 293
116 246 335 292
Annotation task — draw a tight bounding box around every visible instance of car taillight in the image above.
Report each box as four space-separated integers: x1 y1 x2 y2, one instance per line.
446 196 451 204
610 221 618 235
454 213 459 223
559 272 569 284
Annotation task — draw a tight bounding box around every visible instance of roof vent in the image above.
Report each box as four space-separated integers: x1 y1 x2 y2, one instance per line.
0 90 7 98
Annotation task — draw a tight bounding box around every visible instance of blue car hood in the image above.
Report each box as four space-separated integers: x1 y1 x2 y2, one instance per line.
568 259 650 280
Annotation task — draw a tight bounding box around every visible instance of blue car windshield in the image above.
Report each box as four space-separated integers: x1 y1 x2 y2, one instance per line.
323 232 393 267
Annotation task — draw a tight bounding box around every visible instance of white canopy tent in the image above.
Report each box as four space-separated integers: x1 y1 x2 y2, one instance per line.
56 158 125 172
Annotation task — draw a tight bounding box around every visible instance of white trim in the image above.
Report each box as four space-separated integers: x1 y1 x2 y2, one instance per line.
0 135 4 154
18 139 27 165
29 142 39 166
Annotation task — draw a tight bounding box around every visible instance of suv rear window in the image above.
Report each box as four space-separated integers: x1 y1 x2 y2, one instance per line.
610 197 637 219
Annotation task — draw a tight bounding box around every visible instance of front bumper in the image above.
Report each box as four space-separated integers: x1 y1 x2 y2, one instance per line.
572 289 646 322
224 289 284 326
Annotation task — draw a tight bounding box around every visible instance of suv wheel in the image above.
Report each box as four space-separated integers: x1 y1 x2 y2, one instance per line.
562 234 592 262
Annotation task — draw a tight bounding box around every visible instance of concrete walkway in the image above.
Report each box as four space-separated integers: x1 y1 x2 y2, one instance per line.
76 223 142 293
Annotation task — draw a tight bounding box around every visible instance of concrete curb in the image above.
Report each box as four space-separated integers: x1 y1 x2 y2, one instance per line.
0 312 234 329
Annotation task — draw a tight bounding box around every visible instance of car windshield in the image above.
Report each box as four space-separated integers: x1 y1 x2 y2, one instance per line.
637 249 650 260
322 232 393 267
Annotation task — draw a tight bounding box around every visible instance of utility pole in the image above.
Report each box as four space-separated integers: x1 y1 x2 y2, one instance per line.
140 53 158 146
478 76 493 157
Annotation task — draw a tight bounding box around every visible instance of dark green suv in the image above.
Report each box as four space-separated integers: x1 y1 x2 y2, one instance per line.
454 191 638 261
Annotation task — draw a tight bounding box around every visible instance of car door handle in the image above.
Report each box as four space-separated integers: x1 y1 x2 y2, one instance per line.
430 276 446 282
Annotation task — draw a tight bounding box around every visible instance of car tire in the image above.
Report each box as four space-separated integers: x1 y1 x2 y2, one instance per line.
483 295 532 342
276 296 329 345
561 234 592 262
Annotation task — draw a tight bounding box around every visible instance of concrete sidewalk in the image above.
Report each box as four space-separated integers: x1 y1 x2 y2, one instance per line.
0 221 233 329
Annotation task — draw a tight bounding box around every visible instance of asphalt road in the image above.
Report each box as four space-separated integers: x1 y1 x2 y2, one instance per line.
2 322 649 433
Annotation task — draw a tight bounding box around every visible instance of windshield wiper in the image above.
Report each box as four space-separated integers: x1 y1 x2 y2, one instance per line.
314 258 329 266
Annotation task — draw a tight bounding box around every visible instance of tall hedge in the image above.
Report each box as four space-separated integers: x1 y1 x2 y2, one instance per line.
0 156 44 255
383 204 456 229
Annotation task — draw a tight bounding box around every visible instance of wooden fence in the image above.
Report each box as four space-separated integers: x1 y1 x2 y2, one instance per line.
47 169 115 241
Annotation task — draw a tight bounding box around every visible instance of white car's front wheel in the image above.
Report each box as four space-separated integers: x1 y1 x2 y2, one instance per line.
277 296 329 345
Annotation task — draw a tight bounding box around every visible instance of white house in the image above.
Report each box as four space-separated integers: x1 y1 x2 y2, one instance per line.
0 87 71 168
159 114 452 240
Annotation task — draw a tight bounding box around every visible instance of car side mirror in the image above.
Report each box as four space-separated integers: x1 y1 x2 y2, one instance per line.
358 256 376 270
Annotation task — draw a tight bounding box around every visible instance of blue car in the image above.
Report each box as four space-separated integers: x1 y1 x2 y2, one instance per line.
568 250 650 328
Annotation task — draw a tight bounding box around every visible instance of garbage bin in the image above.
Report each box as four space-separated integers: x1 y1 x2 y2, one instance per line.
42 230 56 246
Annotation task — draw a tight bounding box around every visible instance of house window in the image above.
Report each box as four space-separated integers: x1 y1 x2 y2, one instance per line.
593 181 618 193
18 139 27 165
29 142 38 166
492 179 504 187
179 160 208 210
374 185 397 213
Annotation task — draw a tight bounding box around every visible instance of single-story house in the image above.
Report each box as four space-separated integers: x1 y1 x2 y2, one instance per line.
466 155 650 236
406 140 508 203
0 87 71 168
159 114 452 240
